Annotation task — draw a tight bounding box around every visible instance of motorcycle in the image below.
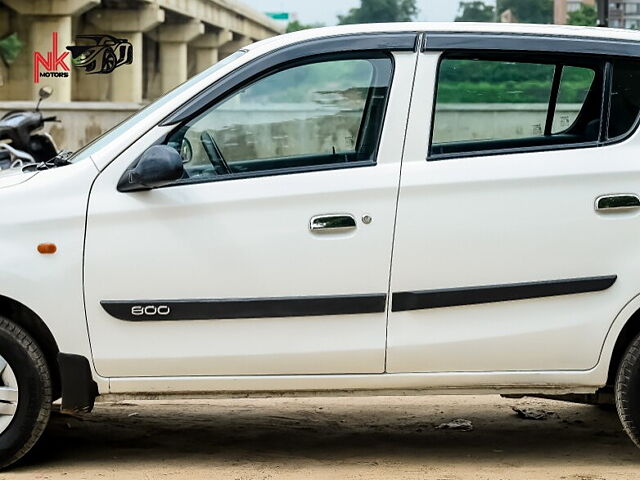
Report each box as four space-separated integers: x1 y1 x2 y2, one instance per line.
0 86 60 169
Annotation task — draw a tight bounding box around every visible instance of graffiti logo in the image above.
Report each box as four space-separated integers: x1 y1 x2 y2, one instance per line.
33 32 70 83
66 35 133 74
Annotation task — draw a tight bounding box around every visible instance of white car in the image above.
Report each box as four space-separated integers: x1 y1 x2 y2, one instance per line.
3 21 640 467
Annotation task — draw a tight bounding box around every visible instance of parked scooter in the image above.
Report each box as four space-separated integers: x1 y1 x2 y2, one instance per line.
0 87 60 169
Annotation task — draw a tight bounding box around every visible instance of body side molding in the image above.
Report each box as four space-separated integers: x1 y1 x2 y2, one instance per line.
101 294 387 321
392 275 617 312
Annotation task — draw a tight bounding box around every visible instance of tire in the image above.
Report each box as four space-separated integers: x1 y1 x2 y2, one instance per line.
0 317 51 469
100 49 117 74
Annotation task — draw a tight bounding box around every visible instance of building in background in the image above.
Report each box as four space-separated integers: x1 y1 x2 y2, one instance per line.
609 0 640 28
0 0 282 150
554 0 596 24
0 0 283 104
500 9 517 22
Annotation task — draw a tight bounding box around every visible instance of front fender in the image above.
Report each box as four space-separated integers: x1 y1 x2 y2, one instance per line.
0 160 105 390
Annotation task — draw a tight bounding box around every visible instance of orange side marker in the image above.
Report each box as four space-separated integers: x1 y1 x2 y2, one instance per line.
37 243 57 254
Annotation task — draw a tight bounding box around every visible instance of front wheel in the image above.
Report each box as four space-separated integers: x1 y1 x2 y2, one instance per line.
0 317 51 469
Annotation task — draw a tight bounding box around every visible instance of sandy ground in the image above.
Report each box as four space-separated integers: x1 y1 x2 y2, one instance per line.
2 395 639 479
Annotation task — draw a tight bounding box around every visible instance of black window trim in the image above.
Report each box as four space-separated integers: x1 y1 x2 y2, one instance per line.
118 33 418 191
156 51 396 189
427 50 617 162
544 63 563 136
161 33 419 126
422 32 640 58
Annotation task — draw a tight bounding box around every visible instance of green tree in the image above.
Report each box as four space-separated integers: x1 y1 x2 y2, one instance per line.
455 1 496 22
286 20 324 33
497 0 553 23
0 33 22 66
338 0 418 24
567 3 597 26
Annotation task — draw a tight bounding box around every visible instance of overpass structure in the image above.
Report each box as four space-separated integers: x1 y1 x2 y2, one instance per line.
0 0 284 102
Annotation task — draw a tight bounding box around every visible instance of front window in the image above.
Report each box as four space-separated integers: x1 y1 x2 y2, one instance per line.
165 54 393 183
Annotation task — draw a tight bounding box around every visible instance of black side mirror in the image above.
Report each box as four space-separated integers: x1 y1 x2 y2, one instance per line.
118 145 184 192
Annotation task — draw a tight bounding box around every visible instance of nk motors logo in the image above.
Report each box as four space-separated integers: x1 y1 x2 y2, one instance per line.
33 32 69 83
33 33 133 83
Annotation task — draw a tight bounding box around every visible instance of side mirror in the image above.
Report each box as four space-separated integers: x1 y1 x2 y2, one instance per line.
35 86 53 111
38 86 53 100
118 145 184 192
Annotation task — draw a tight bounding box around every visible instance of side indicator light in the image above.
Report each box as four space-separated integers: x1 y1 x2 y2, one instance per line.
37 243 57 254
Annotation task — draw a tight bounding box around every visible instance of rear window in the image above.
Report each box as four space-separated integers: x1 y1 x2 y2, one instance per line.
609 60 640 139
430 54 602 158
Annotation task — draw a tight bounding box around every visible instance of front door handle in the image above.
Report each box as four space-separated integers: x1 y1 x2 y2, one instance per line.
595 194 640 212
310 214 356 233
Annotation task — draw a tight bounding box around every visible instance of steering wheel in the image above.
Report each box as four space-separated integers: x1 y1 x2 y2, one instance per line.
200 131 232 175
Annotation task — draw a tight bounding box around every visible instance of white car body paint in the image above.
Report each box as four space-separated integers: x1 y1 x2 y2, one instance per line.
3 22 640 398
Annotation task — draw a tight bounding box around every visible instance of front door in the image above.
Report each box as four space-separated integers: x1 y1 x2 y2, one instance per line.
84 49 417 377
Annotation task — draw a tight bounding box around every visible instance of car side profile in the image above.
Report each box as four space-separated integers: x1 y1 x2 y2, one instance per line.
66 35 133 74
4 21 640 467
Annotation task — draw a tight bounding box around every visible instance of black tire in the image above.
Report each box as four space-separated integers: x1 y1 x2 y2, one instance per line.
100 49 117 73
0 317 51 469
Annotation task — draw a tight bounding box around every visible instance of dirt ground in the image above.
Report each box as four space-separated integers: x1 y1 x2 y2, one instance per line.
2 395 639 479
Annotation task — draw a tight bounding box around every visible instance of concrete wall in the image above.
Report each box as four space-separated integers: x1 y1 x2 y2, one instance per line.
0 101 137 151
433 103 582 143
0 102 583 155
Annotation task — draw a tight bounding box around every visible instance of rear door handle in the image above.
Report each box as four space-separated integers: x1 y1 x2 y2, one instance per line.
595 194 640 212
309 214 356 233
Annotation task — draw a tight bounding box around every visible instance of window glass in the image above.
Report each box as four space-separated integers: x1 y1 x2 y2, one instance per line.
552 66 595 133
432 59 554 145
167 56 392 181
608 60 640 139
431 56 603 158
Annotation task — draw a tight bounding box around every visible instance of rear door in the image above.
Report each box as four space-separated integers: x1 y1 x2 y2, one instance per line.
387 40 640 374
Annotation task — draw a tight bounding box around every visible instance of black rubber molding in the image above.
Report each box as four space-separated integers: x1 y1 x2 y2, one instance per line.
392 275 617 312
102 293 387 321
422 32 640 58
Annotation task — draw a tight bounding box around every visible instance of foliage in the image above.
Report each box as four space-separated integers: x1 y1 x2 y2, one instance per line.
455 1 496 22
338 0 418 24
0 33 23 66
497 0 553 23
286 20 324 33
567 3 597 26
437 59 595 103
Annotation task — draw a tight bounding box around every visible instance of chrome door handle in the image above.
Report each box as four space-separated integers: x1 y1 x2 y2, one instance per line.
595 194 640 212
310 214 356 233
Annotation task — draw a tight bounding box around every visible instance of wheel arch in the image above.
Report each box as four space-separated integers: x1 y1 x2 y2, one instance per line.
607 303 640 388
0 295 60 398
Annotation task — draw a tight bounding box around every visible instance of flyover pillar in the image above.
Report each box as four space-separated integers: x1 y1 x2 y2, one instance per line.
87 4 165 103
191 30 233 73
154 20 204 93
2 0 98 102
219 34 252 60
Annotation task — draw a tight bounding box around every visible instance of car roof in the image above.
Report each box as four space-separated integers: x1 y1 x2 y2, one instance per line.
247 22 640 53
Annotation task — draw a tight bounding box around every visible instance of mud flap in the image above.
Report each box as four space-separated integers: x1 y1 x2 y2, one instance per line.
57 353 99 413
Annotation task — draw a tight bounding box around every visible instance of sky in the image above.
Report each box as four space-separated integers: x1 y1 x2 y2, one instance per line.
241 0 491 26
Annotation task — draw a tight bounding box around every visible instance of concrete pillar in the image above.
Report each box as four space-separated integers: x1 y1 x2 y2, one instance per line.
2 0 98 102
191 30 232 73
87 5 165 103
153 20 204 93
219 35 252 60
